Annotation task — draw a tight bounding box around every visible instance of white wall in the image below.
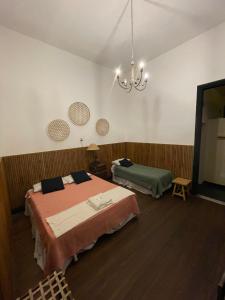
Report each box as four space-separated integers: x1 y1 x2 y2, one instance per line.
1 20 225 157
0 26 126 156
125 21 225 145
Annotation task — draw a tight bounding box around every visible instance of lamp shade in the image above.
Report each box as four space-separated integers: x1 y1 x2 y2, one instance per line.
87 143 100 151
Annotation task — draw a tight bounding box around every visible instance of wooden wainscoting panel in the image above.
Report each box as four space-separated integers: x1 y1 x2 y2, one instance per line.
3 153 44 210
3 142 193 211
42 147 90 179
126 142 194 179
111 142 126 161
98 143 126 172
0 158 13 300
97 144 112 173
3 143 126 210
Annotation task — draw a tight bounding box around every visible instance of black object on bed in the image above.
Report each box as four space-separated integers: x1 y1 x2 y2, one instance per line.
71 170 92 184
119 158 133 168
41 177 65 194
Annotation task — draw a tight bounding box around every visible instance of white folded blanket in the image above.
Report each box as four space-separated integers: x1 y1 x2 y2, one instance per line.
87 193 113 210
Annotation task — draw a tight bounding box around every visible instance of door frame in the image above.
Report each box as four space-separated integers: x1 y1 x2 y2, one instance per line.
192 78 225 194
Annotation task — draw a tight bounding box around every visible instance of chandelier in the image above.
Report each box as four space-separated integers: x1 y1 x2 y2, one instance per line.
115 0 149 92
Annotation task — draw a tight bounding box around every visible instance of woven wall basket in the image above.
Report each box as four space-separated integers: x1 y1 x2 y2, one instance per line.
68 102 90 126
96 118 110 136
47 119 70 141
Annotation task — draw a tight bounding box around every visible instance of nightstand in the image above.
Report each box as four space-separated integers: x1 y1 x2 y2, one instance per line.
89 161 108 179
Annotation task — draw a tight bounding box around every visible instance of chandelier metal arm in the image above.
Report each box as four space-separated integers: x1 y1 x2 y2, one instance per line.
117 76 135 93
117 76 130 90
134 69 143 88
134 80 148 91
128 82 133 93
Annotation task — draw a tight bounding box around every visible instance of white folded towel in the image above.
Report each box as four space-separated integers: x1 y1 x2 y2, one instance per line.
87 193 113 210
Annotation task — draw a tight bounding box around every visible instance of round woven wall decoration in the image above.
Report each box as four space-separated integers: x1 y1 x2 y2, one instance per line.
96 118 110 136
47 119 70 141
68 102 90 126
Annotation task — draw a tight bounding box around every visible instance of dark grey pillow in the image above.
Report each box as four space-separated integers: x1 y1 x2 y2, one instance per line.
119 158 133 167
71 170 91 184
41 176 64 194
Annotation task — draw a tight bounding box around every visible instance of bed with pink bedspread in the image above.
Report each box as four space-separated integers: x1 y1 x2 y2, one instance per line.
26 175 140 274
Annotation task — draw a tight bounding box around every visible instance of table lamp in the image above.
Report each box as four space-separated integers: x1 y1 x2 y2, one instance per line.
87 143 100 166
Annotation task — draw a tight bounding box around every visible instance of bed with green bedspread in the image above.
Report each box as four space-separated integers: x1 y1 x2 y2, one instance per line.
113 163 173 198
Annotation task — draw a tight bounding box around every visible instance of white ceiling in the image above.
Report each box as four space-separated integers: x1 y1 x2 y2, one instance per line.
0 0 225 70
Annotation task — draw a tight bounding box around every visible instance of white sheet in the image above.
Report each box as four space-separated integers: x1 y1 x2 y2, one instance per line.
46 186 135 238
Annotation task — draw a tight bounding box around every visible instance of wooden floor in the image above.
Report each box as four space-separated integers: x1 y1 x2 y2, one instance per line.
12 191 225 300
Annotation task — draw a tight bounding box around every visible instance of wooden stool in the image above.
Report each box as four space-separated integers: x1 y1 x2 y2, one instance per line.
172 177 192 201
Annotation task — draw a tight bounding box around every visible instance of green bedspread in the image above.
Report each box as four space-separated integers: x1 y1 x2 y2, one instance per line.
113 163 173 198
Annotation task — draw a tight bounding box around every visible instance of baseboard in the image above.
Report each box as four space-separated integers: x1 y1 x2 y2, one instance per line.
197 194 225 206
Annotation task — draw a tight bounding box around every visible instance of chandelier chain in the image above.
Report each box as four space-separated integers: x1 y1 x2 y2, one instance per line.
131 0 134 61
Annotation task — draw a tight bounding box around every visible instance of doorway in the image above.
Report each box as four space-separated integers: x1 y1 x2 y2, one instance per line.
192 79 225 202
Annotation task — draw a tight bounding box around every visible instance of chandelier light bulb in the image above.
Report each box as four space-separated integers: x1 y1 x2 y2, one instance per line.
144 73 149 80
139 61 145 70
115 68 121 76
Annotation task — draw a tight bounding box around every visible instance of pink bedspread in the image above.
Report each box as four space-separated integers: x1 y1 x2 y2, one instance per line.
27 176 140 274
